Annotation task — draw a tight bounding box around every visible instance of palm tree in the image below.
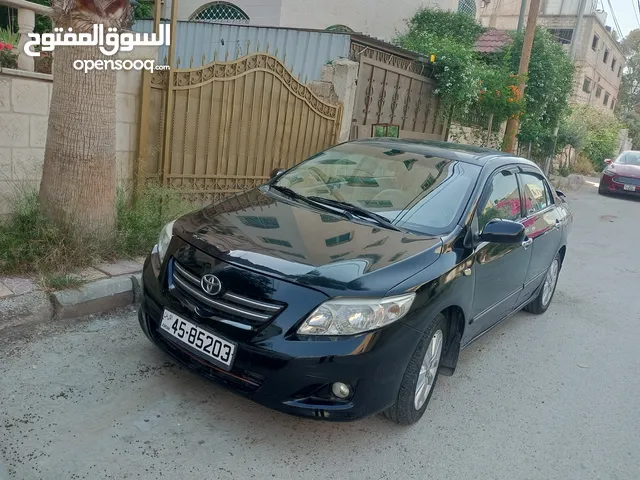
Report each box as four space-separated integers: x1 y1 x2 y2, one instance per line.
39 0 132 241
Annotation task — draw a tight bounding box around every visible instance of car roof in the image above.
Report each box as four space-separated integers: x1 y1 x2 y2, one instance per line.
350 137 539 169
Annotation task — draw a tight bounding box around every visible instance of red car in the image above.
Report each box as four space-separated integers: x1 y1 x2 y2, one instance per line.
599 151 640 196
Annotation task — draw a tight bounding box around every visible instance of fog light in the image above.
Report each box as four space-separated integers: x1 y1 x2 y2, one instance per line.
331 382 351 399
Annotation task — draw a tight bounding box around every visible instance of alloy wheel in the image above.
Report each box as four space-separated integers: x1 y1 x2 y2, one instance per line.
414 329 443 410
541 258 560 307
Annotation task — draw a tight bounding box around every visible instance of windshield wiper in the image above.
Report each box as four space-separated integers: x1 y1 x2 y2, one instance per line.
269 186 350 218
307 196 402 231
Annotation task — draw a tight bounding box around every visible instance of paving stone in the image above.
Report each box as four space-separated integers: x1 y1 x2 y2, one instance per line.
94 260 142 276
0 282 12 299
1 277 36 296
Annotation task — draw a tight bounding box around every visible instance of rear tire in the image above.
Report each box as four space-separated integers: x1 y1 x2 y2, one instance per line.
383 313 448 425
524 252 561 314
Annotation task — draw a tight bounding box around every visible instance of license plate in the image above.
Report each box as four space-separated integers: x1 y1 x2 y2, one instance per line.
160 310 236 370
623 184 636 191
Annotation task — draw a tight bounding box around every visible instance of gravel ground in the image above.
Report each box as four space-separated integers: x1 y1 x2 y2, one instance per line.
1 179 639 480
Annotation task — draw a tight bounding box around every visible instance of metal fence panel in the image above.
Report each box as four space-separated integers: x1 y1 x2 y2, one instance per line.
132 20 351 81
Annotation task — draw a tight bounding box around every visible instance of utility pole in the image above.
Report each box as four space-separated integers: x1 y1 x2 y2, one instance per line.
517 0 527 33
502 0 542 154
569 0 588 60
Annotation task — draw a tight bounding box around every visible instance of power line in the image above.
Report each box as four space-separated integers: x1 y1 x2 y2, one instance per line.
634 0 640 29
605 0 624 38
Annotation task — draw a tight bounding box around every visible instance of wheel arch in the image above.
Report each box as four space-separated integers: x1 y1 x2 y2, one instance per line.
438 305 466 376
558 244 567 265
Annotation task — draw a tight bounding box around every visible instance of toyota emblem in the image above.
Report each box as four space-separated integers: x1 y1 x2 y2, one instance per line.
200 274 222 295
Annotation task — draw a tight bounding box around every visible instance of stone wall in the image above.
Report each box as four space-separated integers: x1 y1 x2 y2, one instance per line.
447 121 505 150
0 68 143 217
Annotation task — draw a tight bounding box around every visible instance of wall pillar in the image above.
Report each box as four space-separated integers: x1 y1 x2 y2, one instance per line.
320 58 359 143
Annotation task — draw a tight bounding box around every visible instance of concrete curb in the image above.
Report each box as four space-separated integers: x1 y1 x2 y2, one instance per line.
51 275 135 321
0 273 142 331
550 174 586 191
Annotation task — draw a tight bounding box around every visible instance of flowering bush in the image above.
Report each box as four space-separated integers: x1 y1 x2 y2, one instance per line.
477 69 526 122
0 42 18 69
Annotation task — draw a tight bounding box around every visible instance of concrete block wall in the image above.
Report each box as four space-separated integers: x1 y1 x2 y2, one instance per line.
0 68 143 217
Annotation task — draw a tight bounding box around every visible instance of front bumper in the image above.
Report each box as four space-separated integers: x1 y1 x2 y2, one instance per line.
138 255 421 421
600 174 640 195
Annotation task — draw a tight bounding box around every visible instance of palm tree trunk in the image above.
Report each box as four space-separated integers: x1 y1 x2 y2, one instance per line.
39 0 131 241
39 44 117 239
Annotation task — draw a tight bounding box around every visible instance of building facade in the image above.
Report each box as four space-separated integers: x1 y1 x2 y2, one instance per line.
164 0 484 41
479 0 624 112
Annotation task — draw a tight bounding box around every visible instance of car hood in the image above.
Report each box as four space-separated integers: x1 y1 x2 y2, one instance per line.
610 164 640 177
173 188 442 296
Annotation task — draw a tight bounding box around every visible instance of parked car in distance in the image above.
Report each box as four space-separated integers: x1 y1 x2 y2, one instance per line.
137 139 573 425
599 151 640 196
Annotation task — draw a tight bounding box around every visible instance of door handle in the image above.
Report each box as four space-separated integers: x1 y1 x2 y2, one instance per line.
522 238 533 249
555 219 561 230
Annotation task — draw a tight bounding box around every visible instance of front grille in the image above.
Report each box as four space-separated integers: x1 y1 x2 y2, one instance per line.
150 329 264 394
169 259 284 326
614 176 640 186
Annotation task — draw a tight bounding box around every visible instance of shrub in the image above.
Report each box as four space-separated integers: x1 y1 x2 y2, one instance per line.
35 53 53 74
115 185 193 258
0 183 193 277
572 154 597 176
0 41 17 69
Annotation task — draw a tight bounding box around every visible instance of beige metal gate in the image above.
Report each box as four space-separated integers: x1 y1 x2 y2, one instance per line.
136 53 343 202
350 55 446 141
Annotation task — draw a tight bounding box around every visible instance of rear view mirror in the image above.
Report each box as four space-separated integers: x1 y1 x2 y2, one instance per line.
556 189 566 198
604 158 612 165
270 168 285 180
480 219 525 244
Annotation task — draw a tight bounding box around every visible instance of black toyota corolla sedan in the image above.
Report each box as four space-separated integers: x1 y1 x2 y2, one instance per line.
138 138 573 425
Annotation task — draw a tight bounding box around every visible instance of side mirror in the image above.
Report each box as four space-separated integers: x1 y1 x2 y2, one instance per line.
480 219 525 244
270 168 285 180
604 158 612 165
555 189 566 198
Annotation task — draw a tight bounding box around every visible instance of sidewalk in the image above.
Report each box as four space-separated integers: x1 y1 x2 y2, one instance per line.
0 258 145 330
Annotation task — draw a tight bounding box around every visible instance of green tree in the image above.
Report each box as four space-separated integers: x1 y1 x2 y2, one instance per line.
618 29 640 112
617 29 640 149
395 9 486 114
505 28 574 160
559 105 623 171
395 9 573 156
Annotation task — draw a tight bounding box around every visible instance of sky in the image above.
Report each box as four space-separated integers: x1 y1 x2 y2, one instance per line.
601 0 639 38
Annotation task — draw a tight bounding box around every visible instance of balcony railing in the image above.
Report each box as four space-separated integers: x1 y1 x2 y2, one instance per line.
0 0 53 71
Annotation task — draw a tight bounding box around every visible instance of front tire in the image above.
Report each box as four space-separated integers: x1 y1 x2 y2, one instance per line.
524 252 561 314
383 313 448 425
598 182 607 195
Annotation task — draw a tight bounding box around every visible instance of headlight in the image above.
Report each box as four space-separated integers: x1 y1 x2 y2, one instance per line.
157 220 175 263
603 168 615 176
297 293 416 336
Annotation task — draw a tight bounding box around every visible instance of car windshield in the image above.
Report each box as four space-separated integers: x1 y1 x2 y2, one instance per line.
271 142 481 235
615 152 640 165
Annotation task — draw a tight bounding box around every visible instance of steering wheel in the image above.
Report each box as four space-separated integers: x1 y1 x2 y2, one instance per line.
308 166 345 201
